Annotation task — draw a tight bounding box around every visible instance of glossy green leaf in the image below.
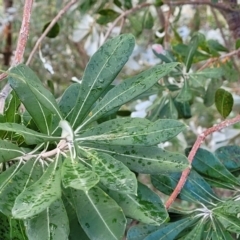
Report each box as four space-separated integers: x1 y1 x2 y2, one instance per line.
215 145 240 172
12 156 62 219
5 91 21 123
84 144 189 174
215 88 233 118
25 199 69 240
144 217 198 240
78 118 186 146
212 219 234 240
97 9 120 25
176 80 192 103
106 182 168 225
92 152 137 194
42 21 60 38
152 170 219 204
0 139 24 163
71 34 135 129
71 186 126 240
0 123 61 145
79 62 179 130
61 156 99 191
126 224 160 240
58 83 81 119
0 212 27 240
192 148 240 188
0 158 43 216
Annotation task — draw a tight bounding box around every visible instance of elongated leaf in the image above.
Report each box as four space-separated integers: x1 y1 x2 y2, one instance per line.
107 182 168 225
215 145 240 172
126 224 160 240
71 34 135 129
0 123 61 145
0 158 43 216
84 144 189 174
144 217 198 240
0 212 27 240
58 83 81 119
215 88 233 118
61 156 99 191
8 66 55 134
191 148 240 188
204 78 222 107
184 220 205 240
92 152 137 194
12 156 62 219
25 199 69 240
5 91 21 123
78 62 179 130
78 118 186 146
0 139 24 162
9 64 62 121
152 170 219 204
71 186 126 240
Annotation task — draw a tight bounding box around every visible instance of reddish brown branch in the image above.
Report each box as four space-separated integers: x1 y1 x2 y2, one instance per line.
26 0 78 65
165 114 240 209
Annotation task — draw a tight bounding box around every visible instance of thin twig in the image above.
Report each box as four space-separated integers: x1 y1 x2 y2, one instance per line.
165 114 240 209
103 2 151 42
26 0 77 65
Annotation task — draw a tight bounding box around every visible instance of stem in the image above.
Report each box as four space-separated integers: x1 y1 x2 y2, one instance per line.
165 114 240 209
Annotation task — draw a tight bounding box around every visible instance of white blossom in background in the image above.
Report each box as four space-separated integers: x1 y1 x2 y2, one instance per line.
131 94 157 118
39 49 54 74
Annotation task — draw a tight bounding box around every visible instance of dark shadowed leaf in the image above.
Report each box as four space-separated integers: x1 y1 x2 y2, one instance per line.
61 156 99 191
106 182 168 225
78 62 179 129
42 21 60 38
12 156 62 219
71 186 126 240
151 170 219 204
204 78 222 107
84 144 189 174
97 9 120 25
215 88 233 118
25 199 69 240
70 34 135 129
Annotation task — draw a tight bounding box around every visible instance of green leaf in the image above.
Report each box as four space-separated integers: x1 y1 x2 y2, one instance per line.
143 217 198 240
0 158 43 216
176 80 192 103
61 156 99 191
0 212 27 240
84 144 189 174
235 39 240 49
204 78 222 107
97 9 120 25
70 34 135 129
5 91 21 123
215 145 240 172
71 186 126 240
184 220 205 240
92 152 137 194
58 83 81 119
207 39 228 54
191 148 240 189
126 224 160 240
106 182 168 225
185 33 205 72
215 88 233 118
12 156 62 219
129 15 142 36
79 62 179 129
143 10 154 29
0 139 24 163
9 64 63 134
25 199 69 240
79 118 186 146
152 170 219 204
0 123 61 145
42 21 60 38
